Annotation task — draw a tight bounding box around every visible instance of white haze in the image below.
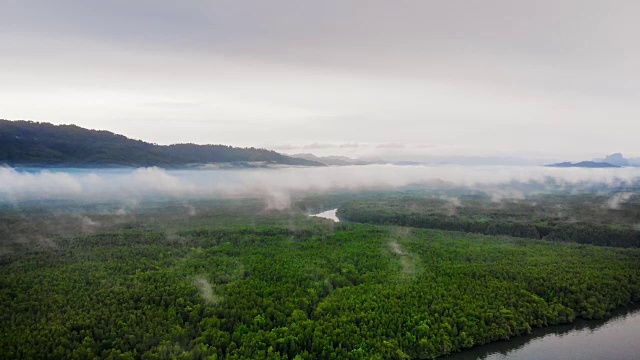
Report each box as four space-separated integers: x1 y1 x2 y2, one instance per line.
1 165 639 209
606 192 635 210
193 276 222 305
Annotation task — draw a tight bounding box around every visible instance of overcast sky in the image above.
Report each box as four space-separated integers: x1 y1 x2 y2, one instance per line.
1 0 638 161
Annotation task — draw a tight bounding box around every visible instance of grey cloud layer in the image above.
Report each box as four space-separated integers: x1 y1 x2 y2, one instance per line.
1 1 639 157
5 1 637 84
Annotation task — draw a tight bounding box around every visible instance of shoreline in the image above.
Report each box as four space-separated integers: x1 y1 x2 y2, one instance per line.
443 302 640 359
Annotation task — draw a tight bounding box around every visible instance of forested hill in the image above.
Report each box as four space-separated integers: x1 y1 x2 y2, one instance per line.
0 120 323 167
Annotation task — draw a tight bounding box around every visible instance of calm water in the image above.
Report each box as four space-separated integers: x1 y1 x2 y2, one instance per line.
445 305 640 360
309 208 340 222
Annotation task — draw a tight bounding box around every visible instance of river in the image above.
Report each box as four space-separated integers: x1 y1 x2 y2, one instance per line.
309 208 340 222
306 208 640 359
445 305 640 360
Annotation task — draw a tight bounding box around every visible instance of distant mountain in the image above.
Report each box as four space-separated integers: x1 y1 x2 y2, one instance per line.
0 120 324 167
593 153 640 167
323 155 375 165
593 153 629 167
291 153 373 166
545 161 620 168
548 153 640 168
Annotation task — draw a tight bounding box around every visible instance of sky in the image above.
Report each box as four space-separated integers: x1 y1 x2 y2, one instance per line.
1 0 639 162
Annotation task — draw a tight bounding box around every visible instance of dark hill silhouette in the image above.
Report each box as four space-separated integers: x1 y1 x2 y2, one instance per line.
0 120 323 167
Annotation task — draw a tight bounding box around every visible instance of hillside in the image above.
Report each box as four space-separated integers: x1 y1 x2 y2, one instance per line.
0 120 323 167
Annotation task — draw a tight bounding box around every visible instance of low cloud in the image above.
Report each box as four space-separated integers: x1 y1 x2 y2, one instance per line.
440 196 462 216
296 142 363 150
76 215 100 232
302 143 340 150
193 276 222 305
376 143 405 149
605 192 634 210
1 165 639 210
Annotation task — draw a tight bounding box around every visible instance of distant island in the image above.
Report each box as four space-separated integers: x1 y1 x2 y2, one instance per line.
0 120 324 168
290 153 374 166
546 153 640 168
545 161 620 168
592 153 640 167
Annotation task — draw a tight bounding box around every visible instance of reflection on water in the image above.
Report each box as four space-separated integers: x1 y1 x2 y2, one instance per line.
445 305 640 360
309 208 339 222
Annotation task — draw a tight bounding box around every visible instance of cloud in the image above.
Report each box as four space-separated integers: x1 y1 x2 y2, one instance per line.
193 276 222 305
605 192 634 210
1 1 639 157
376 143 405 149
302 143 339 150
439 196 462 216
1 166 639 210
0 167 83 202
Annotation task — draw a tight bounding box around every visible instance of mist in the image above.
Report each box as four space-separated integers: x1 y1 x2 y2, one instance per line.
2 165 639 208
606 192 635 210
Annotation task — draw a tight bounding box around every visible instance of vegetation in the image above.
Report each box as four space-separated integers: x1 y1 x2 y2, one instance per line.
0 120 322 167
338 193 640 248
1 202 639 359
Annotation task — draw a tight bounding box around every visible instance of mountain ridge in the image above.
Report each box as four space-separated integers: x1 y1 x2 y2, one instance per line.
0 119 324 167
290 153 374 166
546 153 640 168
593 153 640 167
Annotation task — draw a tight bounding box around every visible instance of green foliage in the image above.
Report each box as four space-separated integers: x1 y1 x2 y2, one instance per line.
338 194 640 247
2 219 639 359
0 120 321 167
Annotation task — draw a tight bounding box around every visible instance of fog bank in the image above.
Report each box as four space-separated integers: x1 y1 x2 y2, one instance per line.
1 165 639 208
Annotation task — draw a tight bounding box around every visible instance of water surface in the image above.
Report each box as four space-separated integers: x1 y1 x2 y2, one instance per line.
445 305 640 360
309 208 339 222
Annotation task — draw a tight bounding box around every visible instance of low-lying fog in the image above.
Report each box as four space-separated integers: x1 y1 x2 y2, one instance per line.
1 165 640 209
2 164 639 257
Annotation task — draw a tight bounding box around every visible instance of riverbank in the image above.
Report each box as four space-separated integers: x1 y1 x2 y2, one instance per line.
445 302 640 359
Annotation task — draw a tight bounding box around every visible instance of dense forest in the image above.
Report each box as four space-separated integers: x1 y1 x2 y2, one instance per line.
1 201 639 359
0 120 322 167
338 192 640 248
